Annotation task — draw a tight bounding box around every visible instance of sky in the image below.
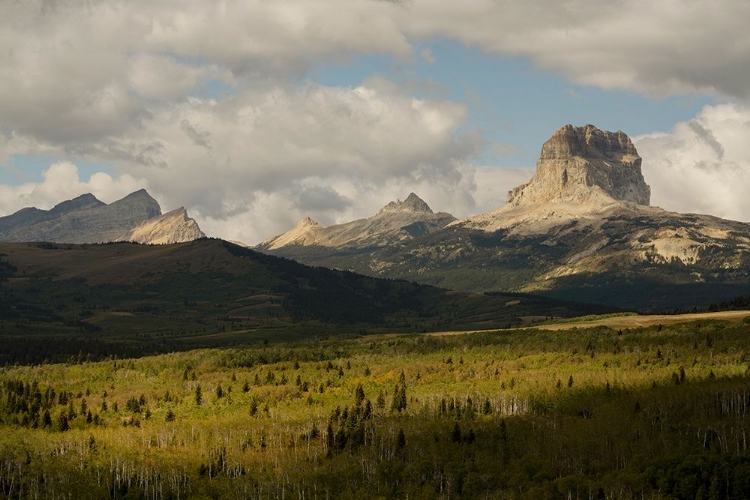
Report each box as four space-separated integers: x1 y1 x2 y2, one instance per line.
1 0 750 245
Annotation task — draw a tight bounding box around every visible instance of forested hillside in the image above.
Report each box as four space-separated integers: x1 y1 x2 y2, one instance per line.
0 239 615 364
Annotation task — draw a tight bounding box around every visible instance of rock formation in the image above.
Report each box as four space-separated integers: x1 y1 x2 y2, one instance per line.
259 124 750 310
119 207 205 244
506 124 650 207
460 125 654 234
379 192 434 214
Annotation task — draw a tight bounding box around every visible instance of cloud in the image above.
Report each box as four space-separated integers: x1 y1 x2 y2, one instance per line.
0 162 149 216
2 0 750 244
634 103 750 222
473 166 533 214
398 0 750 99
115 80 482 221
419 48 435 64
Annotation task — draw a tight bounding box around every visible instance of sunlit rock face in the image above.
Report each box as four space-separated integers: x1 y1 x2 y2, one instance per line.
119 207 205 244
507 124 650 207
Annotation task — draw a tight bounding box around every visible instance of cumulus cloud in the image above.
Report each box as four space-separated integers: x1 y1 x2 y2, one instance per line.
399 0 750 99
115 80 483 225
2 0 750 243
3 0 748 150
473 166 534 214
635 103 750 222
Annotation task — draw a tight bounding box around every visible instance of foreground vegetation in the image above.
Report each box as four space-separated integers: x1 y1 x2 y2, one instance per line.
2 316 750 499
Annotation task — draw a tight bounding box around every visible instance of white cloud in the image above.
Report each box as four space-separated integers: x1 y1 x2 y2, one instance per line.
2 0 750 244
635 103 750 222
400 0 750 99
473 166 533 214
419 49 436 64
2 0 748 150
112 80 482 224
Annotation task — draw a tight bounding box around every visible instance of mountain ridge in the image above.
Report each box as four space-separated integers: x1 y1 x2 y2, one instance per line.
0 189 204 245
259 192 455 251
259 124 750 310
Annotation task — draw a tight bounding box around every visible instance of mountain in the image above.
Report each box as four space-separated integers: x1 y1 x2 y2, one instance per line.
0 239 616 364
260 125 750 311
119 207 205 244
259 192 456 250
0 189 204 244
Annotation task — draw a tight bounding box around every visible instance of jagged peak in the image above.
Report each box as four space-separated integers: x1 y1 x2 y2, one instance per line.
296 216 321 228
162 207 189 219
109 189 161 218
378 193 433 215
120 188 155 201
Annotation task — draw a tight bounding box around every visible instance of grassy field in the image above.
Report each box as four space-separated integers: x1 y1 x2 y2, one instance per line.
534 310 750 330
1 313 750 499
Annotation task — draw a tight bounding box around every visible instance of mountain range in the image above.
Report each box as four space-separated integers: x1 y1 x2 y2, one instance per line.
4 124 748 311
259 124 750 311
0 189 204 244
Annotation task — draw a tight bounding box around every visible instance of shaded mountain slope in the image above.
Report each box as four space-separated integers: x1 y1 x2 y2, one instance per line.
0 239 617 364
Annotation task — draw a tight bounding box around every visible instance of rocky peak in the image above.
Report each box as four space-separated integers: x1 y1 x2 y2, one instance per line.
507 124 650 207
108 188 161 219
296 216 321 229
119 207 205 244
379 193 433 215
49 193 104 215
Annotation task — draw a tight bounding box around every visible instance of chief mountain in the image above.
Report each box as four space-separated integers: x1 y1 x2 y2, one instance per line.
0 189 204 244
259 125 750 311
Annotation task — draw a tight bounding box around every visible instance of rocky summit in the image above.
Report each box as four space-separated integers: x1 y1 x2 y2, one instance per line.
0 189 204 245
261 125 750 310
507 124 650 207
119 207 205 244
259 193 455 251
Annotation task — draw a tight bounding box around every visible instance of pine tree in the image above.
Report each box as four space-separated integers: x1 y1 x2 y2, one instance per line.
354 384 365 405
396 428 406 449
57 411 69 432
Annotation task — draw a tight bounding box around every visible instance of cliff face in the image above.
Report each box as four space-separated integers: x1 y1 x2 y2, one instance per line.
506 124 650 207
119 207 205 244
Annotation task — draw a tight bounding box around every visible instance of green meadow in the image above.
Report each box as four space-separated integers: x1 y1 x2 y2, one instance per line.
2 317 750 499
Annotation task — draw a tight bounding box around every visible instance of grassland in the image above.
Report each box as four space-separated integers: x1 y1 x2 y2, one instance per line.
1 314 750 499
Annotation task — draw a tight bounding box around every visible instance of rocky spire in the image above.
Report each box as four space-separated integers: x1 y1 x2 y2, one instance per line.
507 124 650 207
378 193 433 214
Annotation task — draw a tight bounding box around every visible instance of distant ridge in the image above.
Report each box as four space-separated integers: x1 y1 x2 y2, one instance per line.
258 192 455 251
0 189 204 244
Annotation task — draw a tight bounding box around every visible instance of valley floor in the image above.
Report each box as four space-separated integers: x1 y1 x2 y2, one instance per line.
1 314 750 499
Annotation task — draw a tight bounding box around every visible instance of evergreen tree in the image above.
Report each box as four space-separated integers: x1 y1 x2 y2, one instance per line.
57 411 69 432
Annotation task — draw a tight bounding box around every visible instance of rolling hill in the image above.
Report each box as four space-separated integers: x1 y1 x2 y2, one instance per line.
0 238 616 364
